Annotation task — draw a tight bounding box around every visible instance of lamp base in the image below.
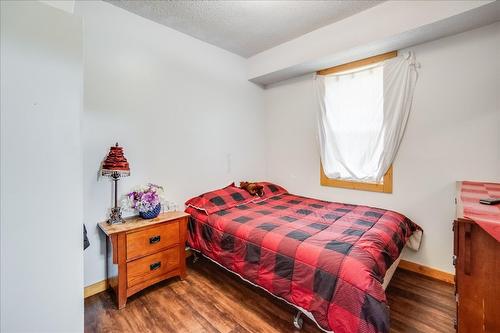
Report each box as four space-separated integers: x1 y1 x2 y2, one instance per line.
107 207 125 225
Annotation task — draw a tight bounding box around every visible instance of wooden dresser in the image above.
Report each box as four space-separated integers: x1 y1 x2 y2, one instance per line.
454 181 500 333
98 211 189 309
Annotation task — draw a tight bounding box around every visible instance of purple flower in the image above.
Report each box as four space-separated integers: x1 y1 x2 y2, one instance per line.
123 184 164 213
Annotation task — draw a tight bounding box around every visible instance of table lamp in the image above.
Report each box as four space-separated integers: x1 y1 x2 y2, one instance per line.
101 143 130 224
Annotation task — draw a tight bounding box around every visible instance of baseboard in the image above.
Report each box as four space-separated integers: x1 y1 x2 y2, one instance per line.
84 279 108 298
398 259 455 284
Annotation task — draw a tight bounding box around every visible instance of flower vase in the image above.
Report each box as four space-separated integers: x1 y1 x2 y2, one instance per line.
140 204 161 219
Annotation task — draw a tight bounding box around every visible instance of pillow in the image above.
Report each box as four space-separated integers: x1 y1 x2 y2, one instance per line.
185 183 254 214
252 182 288 201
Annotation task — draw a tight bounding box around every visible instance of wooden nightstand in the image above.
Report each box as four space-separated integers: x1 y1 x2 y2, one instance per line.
98 211 189 309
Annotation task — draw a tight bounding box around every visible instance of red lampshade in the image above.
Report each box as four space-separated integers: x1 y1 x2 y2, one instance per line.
101 143 130 177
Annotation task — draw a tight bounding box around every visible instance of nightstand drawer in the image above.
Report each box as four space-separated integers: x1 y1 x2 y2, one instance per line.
127 247 180 287
126 221 180 260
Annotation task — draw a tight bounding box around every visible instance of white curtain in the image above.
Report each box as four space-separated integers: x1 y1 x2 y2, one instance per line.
315 53 418 183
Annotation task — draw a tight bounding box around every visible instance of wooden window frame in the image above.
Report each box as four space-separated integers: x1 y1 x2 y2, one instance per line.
320 164 393 193
317 51 397 193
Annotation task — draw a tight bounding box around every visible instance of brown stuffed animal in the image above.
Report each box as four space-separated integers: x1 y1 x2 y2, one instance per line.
240 181 264 197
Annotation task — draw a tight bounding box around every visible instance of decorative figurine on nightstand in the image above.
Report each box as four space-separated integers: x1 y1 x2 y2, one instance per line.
101 143 130 224
122 184 165 219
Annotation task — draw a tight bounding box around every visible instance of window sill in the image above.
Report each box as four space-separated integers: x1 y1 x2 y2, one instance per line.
320 165 393 193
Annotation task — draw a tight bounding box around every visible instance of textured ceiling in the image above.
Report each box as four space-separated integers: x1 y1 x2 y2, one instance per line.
105 0 383 57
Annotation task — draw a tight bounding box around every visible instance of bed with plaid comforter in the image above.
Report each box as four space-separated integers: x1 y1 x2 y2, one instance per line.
185 184 421 333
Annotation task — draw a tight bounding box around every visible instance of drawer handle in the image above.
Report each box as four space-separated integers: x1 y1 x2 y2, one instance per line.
150 262 161 271
149 235 161 244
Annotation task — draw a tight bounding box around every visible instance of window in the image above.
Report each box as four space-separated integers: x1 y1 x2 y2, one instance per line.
317 51 397 193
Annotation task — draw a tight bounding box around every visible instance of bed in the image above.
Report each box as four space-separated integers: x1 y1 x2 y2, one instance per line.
185 182 422 333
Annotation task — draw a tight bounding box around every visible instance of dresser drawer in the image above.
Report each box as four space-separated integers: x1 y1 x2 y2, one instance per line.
126 221 180 260
127 247 180 287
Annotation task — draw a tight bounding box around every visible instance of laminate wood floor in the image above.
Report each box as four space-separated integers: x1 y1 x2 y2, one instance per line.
85 257 455 333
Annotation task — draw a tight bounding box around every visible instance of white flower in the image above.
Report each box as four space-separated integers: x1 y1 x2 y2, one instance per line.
120 195 135 212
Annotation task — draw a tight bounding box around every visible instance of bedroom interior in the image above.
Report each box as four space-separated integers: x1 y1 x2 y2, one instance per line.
0 1 499 333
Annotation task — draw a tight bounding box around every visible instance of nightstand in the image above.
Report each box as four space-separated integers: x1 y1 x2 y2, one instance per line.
98 211 189 309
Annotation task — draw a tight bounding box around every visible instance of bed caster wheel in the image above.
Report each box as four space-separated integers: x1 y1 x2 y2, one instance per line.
293 311 303 330
293 317 303 330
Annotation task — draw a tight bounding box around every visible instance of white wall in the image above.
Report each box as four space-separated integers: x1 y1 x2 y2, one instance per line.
40 0 75 13
263 22 500 273
1 1 84 332
75 1 267 287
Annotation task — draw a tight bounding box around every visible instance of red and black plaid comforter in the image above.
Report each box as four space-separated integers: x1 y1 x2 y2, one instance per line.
186 192 420 333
